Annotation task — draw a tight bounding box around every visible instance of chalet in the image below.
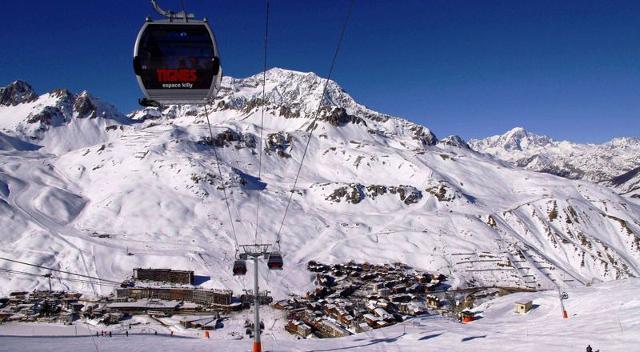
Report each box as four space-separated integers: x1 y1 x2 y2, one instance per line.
407 283 424 293
514 301 533 314
180 316 218 330
361 273 376 280
400 302 426 316
99 312 124 325
459 309 474 323
376 299 395 310
0 311 12 322
373 307 394 321
415 274 431 284
363 313 378 327
323 304 338 317
285 320 312 337
338 285 358 298
316 274 336 287
389 293 412 304
426 295 440 309
335 308 354 325
274 299 291 310
352 321 372 333
321 319 350 337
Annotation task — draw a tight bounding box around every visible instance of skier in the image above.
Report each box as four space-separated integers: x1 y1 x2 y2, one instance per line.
125 330 129 337
109 331 112 337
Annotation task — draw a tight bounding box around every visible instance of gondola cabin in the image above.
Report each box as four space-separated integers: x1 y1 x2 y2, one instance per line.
133 19 222 105
267 253 283 270
233 260 247 276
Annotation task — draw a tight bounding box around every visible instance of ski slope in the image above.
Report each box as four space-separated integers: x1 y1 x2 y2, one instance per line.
1 278 638 351
0 69 639 300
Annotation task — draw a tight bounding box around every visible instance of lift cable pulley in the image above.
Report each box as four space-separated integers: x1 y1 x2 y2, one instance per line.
151 0 194 21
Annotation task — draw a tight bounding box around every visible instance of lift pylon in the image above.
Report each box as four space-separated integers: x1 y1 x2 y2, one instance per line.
234 243 283 352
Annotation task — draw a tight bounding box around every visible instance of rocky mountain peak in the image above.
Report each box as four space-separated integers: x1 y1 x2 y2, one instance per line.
218 68 364 120
438 135 469 149
606 137 640 148
0 80 38 106
73 91 98 118
469 127 555 153
498 127 553 151
471 127 640 194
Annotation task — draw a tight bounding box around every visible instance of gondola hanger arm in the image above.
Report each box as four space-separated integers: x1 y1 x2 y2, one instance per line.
151 0 194 20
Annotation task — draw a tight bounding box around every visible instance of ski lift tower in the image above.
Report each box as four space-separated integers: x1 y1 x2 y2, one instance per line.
234 243 283 352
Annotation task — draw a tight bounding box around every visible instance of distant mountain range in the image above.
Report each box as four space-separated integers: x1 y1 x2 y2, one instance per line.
469 127 640 198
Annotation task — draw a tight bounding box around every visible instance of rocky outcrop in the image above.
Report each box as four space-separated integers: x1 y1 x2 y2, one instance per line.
426 184 455 202
438 135 469 149
0 81 37 106
410 126 437 146
73 93 97 118
265 132 292 158
199 128 256 150
130 108 162 121
26 106 64 126
389 185 423 205
325 183 423 205
279 106 300 119
326 184 366 204
318 107 366 127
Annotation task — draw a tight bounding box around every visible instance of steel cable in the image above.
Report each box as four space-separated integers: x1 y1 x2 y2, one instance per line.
275 0 356 248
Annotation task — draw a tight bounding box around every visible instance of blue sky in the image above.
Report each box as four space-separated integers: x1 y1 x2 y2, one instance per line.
1 0 639 143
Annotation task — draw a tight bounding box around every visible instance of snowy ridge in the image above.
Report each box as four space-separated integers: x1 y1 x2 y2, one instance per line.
0 71 639 301
469 127 640 197
0 81 129 154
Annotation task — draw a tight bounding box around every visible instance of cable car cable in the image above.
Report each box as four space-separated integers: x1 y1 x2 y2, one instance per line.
203 104 240 250
0 268 121 287
254 0 270 245
0 257 120 284
274 0 356 249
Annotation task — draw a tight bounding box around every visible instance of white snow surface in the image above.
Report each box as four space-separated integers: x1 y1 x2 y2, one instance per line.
0 69 639 301
0 278 638 351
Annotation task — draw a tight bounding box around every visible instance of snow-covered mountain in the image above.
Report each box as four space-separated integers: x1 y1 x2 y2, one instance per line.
470 127 640 198
1 69 639 300
0 80 128 154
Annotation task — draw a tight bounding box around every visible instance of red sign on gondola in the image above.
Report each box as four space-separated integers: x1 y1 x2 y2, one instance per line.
156 69 198 83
